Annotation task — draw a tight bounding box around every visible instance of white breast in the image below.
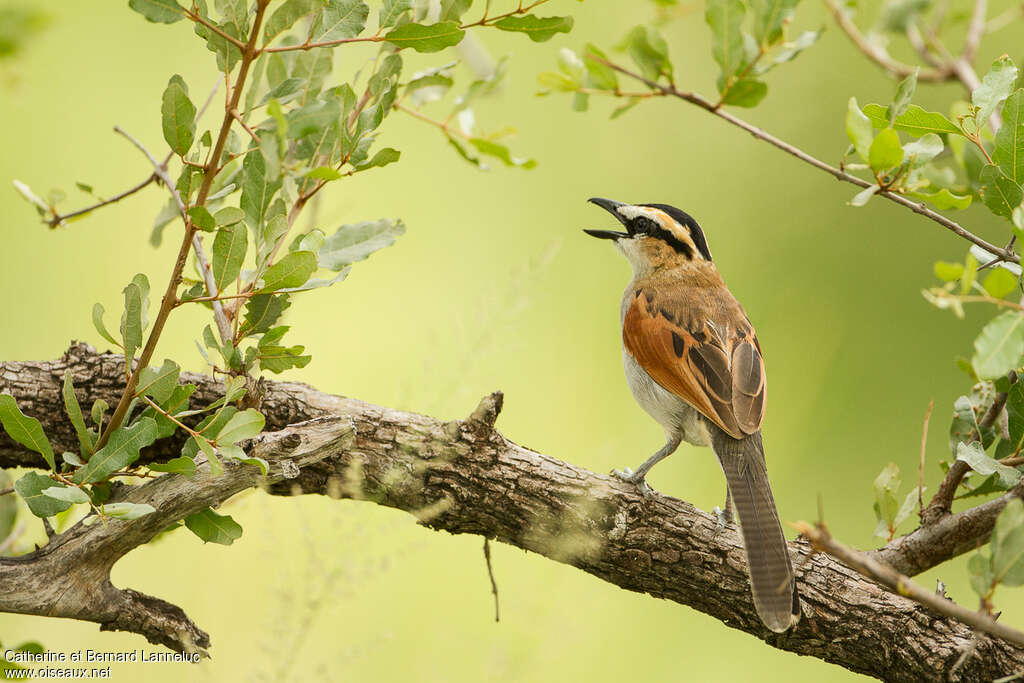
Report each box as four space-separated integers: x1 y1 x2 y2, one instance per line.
622 349 712 448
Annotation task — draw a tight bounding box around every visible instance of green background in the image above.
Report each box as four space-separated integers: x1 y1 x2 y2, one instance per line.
1 1 1022 680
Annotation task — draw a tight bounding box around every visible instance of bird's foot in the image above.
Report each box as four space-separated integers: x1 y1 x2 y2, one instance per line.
612 467 654 498
713 506 733 533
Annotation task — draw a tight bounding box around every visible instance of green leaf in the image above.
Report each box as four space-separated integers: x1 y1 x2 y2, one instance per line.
135 359 181 403
972 311 1024 379
384 21 464 52
14 473 70 518
102 502 156 520
258 345 313 373
974 56 1018 128
214 206 245 226
74 417 158 484
468 139 536 169
625 25 672 83
849 185 879 207
583 43 618 91
440 0 472 21
91 303 120 348
62 371 93 456
968 551 994 599
862 103 962 137
765 28 821 68
318 218 405 270
144 383 195 439
871 462 901 538
706 0 744 84
161 75 196 157
493 15 573 42
379 0 412 28
260 251 316 291
41 485 89 504
909 188 972 210
751 0 797 46
721 79 767 107
992 497 1024 586
242 295 290 334
217 408 266 444
212 224 248 292
538 71 580 92
240 151 282 234
846 98 873 162
355 147 401 171
985 268 1019 299
878 0 929 32
218 444 270 475
995 90 1024 184
129 0 185 23
120 274 150 362
902 133 942 166
184 507 243 544
980 164 1023 219
91 399 108 430
0 470 15 543
890 69 918 123
187 206 215 232
934 261 965 281
149 455 198 476
956 441 1022 490
264 0 329 42
310 0 369 42
869 128 904 171
0 394 55 469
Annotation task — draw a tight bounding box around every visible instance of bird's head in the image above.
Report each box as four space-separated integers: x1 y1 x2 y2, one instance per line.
584 197 712 277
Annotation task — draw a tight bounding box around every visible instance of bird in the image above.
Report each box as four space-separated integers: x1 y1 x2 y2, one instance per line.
584 197 800 633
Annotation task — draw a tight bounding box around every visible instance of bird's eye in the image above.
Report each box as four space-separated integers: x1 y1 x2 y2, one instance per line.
634 216 658 234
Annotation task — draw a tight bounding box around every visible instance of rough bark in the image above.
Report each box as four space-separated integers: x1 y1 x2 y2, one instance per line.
1 344 1022 680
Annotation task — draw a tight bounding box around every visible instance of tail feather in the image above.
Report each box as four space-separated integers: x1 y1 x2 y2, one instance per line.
710 427 799 633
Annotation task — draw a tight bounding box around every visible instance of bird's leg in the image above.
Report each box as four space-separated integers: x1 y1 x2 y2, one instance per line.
714 485 734 531
613 435 682 485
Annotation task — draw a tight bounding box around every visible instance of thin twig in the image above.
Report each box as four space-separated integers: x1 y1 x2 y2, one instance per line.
45 79 220 229
94 0 271 452
0 521 25 555
919 399 934 515
588 56 1018 264
796 520 1024 647
962 0 988 64
46 174 158 228
112 127 234 346
823 0 952 81
924 373 1015 523
0 487 13 497
230 108 260 144
483 537 500 623
184 8 248 51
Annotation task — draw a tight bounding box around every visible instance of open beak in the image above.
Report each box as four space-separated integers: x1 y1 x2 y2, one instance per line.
584 197 631 240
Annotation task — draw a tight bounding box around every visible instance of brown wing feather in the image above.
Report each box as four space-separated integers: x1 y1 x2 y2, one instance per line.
622 287 766 438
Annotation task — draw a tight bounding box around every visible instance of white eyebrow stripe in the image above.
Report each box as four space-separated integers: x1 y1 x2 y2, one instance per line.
615 205 661 222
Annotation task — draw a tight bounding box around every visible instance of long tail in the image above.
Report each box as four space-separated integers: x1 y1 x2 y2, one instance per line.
710 427 799 633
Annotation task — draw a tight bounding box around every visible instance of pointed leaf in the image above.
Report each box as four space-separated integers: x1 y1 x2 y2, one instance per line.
995 90 1024 184
974 56 1018 128
217 408 266 444
91 303 120 348
980 164 1023 219
384 21 464 52
75 417 158 484
184 507 243 544
161 75 196 156
260 251 316 291
492 15 573 42
862 103 963 137
310 0 369 42
149 456 198 476
135 359 181 403
0 394 55 469
972 311 1024 379
62 371 93 456
129 0 185 23
14 473 70 517
213 224 248 292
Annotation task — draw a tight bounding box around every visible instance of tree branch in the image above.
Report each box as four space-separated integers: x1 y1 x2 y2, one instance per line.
798 521 1024 646
587 56 1018 264
822 0 953 82
2 345 1024 680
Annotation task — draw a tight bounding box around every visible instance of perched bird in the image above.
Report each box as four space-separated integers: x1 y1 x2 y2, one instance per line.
584 197 799 633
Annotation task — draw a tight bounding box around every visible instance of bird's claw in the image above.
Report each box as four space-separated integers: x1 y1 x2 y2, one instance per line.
612 467 654 498
713 506 732 533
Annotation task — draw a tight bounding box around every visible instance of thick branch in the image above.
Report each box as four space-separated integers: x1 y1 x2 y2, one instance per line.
1 346 1024 679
